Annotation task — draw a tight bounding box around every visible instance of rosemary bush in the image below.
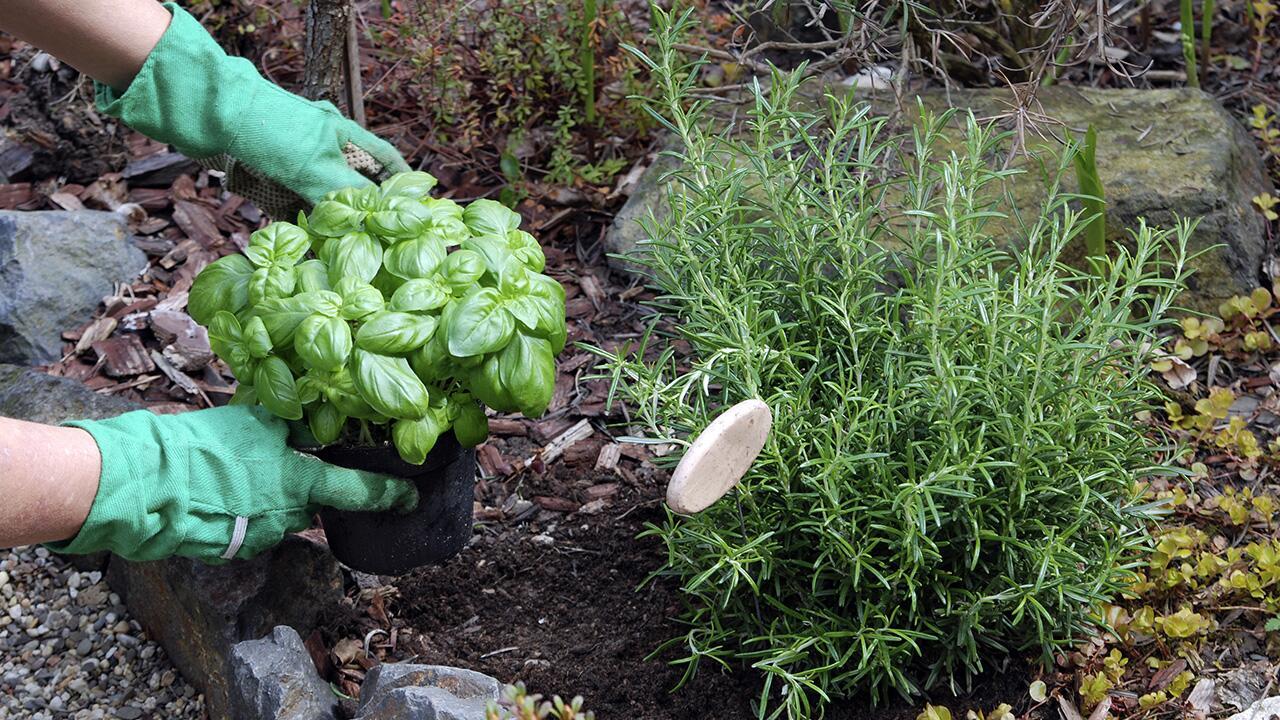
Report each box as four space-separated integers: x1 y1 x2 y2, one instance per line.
599 11 1192 717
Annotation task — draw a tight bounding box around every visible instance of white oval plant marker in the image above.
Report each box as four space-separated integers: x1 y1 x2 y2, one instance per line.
666 399 772 515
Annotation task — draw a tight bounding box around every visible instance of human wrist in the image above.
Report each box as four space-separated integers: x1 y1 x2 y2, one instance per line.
0 419 101 547
48 412 184 559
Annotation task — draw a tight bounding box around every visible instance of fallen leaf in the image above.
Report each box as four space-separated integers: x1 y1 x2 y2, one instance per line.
1157 355 1197 389
1030 679 1047 703
331 637 362 666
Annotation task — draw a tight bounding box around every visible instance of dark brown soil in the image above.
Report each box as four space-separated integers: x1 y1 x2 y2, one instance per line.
1 43 129 183
344 456 1039 720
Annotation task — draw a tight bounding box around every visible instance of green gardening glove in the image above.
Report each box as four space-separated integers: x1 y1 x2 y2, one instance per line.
47 405 417 564
95 3 409 217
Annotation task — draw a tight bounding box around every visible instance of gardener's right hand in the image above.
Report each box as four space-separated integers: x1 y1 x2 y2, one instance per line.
90 3 410 219
47 405 418 564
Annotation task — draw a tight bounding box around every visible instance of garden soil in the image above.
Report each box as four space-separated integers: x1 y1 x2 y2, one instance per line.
327 454 1039 720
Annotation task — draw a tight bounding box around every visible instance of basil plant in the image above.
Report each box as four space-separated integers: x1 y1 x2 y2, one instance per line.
189 171 566 464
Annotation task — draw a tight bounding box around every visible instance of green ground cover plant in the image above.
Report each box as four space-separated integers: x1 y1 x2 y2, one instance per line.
189 171 565 463
594 10 1195 717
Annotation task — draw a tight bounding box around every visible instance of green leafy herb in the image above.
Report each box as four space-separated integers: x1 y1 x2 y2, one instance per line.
189 171 566 464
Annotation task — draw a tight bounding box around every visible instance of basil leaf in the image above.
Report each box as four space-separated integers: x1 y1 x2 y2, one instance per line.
507 230 546 272
498 332 556 417
308 189 371 237
350 349 431 419
498 256 532 298
462 235 513 276
246 222 311 266
392 412 445 465
322 232 382 285
296 370 324 405
466 353 518 413
423 196 463 222
383 237 446 279
229 383 258 406
329 390 378 420
296 259 332 293
453 399 488 447
390 277 450 313
252 293 314 345
310 290 345 318
208 310 242 354
442 249 485 292
254 356 303 420
446 287 515 357
462 198 521 237
248 264 297 305
243 316 273 359
295 314 353 372
334 277 385 320
189 254 253 325
307 401 346 446
433 219 469 247
525 273 568 353
409 332 452 384
379 171 438 200
366 197 432 240
355 311 438 354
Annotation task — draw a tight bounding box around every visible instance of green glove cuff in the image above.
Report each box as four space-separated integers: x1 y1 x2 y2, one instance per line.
48 411 188 559
94 3 409 205
47 406 417 564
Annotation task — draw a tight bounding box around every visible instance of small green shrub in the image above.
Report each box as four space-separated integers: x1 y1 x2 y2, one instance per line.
597 10 1193 717
486 682 594 720
371 0 646 183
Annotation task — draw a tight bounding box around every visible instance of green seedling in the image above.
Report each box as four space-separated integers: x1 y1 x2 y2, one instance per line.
1182 0 1200 87
1073 124 1106 274
579 0 599 126
190 171 566 464
486 682 595 720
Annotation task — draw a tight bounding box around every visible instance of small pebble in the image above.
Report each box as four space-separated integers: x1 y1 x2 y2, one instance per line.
0 547 202 719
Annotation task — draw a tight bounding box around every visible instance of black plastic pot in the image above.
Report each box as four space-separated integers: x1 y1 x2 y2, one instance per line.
311 432 477 575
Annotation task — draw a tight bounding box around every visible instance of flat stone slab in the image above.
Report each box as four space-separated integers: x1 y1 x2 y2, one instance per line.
607 87 1271 311
0 210 145 365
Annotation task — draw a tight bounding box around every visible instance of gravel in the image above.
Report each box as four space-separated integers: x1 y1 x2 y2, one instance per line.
0 547 204 719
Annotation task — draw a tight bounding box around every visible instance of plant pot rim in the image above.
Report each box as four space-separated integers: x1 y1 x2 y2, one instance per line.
302 432 465 478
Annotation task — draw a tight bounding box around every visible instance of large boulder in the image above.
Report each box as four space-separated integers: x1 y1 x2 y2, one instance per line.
354 663 500 720
107 536 343 720
0 210 146 365
607 87 1271 310
228 626 338 720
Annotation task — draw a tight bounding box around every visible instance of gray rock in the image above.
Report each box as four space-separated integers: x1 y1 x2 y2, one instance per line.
1225 695 1280 720
605 141 681 278
228 626 337 720
0 211 145 365
607 87 1271 311
355 664 499 720
0 364 137 424
1218 660 1276 712
106 536 342 720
